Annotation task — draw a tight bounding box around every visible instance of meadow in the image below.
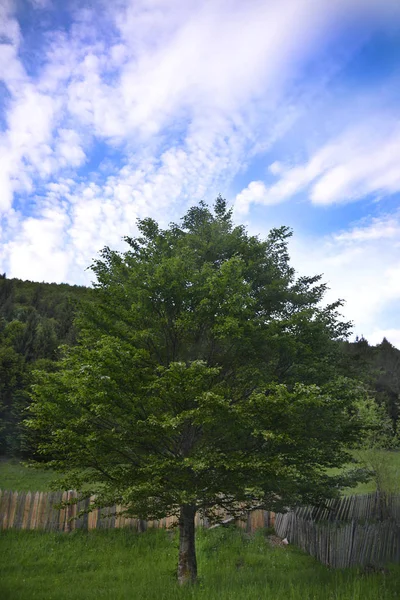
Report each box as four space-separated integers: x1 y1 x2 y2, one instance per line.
1 456 399 599
1 527 399 600
335 449 400 495
0 458 55 492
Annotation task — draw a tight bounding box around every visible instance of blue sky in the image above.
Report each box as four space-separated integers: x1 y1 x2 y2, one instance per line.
1 0 400 347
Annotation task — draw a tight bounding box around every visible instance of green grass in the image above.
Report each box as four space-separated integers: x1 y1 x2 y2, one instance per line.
0 527 399 600
1 458 399 599
0 459 55 492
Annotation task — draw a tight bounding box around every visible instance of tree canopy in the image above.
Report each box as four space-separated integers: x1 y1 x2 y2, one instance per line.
27 199 371 583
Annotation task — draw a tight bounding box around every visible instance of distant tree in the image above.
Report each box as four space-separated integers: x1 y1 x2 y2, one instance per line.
20 311 41 362
0 345 26 455
0 278 88 456
33 318 59 360
354 395 399 505
0 277 14 321
341 336 400 431
28 199 366 584
375 338 400 427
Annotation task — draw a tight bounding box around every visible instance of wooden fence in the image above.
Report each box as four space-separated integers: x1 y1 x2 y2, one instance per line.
2 489 399 568
275 512 400 568
290 492 400 523
0 489 274 533
274 492 400 568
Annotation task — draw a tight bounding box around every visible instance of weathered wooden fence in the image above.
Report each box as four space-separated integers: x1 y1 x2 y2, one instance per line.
274 492 400 568
0 489 274 533
2 489 399 568
290 492 400 523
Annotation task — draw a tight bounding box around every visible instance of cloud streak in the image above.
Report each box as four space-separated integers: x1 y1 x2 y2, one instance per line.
235 115 400 213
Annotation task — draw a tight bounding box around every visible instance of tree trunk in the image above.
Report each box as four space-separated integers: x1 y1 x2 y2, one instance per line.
177 504 197 585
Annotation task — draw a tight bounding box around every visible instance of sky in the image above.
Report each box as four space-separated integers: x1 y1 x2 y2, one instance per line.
1 0 400 348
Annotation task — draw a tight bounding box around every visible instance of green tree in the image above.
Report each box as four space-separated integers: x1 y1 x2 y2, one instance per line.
0 345 26 455
340 336 400 431
27 199 365 584
354 395 399 504
374 338 400 428
33 318 59 360
0 277 88 457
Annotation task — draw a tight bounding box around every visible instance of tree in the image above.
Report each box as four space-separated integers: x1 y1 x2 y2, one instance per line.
374 338 400 429
354 395 399 507
0 345 26 455
0 278 89 458
340 336 400 431
27 199 366 584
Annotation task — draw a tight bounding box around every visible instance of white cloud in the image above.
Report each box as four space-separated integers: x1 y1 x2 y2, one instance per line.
55 129 86 168
0 0 399 358
288 213 400 347
1 0 350 274
2 0 397 221
0 84 61 210
0 160 16 212
310 123 400 205
66 0 335 143
367 329 400 348
0 1 20 48
5 207 71 283
235 117 400 213
334 215 400 243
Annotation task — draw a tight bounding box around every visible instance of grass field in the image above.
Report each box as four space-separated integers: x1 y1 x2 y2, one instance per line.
1 457 399 599
1 527 399 600
342 450 400 495
0 459 55 492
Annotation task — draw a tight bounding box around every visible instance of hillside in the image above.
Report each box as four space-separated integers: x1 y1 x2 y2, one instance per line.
341 337 400 430
0 276 90 456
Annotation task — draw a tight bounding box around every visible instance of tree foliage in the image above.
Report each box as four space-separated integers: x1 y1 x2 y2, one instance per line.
27 199 369 583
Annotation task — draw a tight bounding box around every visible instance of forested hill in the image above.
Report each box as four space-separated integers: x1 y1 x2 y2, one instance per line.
0 276 89 356
0 276 90 455
340 336 400 430
0 275 399 457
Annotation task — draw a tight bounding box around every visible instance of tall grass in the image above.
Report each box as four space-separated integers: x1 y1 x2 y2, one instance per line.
1 527 399 600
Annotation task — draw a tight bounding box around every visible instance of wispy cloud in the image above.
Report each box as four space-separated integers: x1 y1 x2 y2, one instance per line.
1 0 364 279
288 212 400 346
235 114 400 214
27 0 52 8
